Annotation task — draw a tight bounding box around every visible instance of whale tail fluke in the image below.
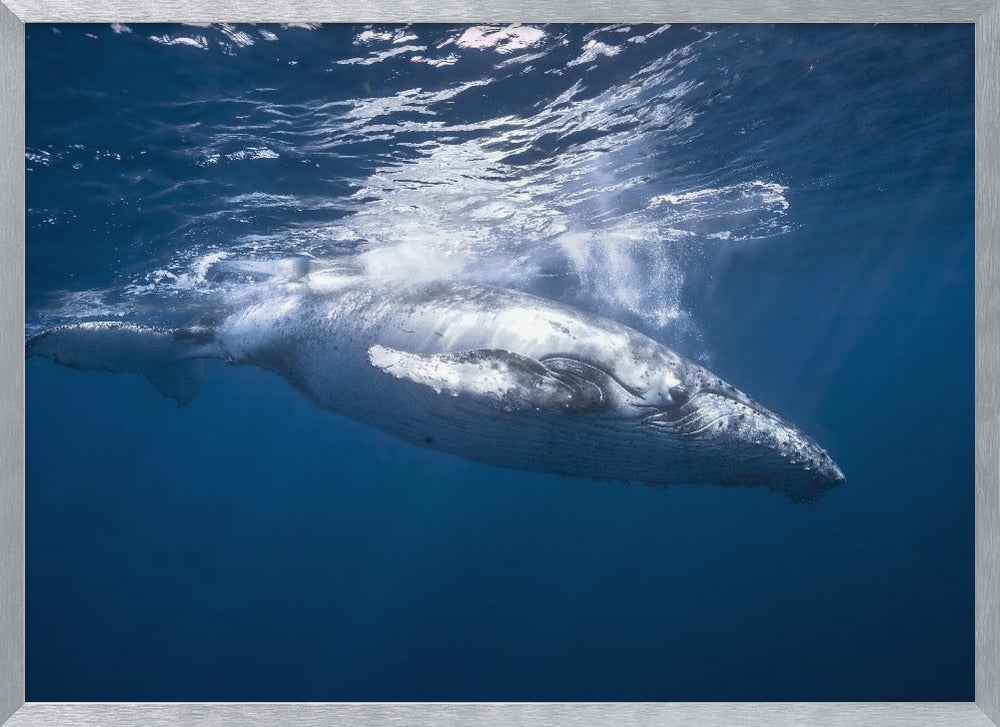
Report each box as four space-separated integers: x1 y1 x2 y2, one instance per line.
26 321 217 406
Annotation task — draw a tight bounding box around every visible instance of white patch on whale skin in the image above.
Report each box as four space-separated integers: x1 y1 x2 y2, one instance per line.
366 344 597 413
369 344 510 397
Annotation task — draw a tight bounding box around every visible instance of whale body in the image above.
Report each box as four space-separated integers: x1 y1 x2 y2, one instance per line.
26 264 844 501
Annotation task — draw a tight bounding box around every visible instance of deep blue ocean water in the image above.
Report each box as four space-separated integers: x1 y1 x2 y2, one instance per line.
25 23 974 700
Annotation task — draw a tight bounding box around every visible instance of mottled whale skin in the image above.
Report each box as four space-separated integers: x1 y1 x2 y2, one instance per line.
27 268 844 501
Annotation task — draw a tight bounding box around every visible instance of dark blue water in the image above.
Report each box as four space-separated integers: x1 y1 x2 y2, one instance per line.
25 23 974 701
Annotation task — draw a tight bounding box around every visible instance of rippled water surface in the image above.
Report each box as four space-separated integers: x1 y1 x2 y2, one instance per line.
26 23 974 700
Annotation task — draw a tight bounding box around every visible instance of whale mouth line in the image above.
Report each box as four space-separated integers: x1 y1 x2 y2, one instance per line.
641 390 843 479
647 388 823 447
643 389 760 428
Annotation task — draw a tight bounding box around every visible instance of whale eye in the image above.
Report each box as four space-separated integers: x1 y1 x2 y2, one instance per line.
539 357 611 411
668 387 692 407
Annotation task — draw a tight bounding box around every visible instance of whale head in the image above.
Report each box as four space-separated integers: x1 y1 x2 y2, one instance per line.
603 351 846 502
510 339 843 501
367 336 845 502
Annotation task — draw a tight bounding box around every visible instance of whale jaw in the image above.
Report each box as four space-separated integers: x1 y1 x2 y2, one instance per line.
647 387 845 502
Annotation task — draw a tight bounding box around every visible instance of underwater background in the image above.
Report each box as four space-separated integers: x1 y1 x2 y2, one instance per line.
25 23 974 700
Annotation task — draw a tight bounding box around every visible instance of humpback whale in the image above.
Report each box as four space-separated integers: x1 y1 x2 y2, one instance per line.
26 261 844 502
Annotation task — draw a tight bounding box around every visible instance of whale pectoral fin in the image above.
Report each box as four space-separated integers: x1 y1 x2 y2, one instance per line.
26 322 212 406
367 345 604 413
144 360 205 406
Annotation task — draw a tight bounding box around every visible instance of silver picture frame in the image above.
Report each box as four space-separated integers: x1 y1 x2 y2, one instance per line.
1 3 997 725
